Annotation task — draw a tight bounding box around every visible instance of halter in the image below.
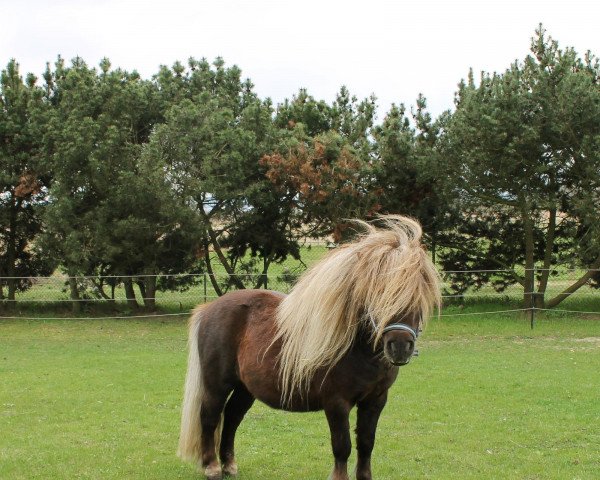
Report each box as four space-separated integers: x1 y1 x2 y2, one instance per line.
369 315 421 357
381 322 419 340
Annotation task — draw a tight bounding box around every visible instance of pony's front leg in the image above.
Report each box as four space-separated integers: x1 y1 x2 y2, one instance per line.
355 392 388 480
325 401 352 480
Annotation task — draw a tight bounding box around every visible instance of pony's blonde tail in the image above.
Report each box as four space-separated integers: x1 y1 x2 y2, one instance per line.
177 307 206 464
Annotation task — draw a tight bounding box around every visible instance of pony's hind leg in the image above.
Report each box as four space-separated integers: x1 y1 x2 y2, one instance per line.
219 384 255 476
200 392 229 480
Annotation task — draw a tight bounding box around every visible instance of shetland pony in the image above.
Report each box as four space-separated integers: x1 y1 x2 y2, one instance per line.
178 216 441 480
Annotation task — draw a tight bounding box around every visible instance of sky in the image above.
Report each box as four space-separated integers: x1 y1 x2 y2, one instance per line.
2 0 599 119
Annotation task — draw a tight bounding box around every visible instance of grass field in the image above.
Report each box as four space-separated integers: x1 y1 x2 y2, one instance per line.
2 309 600 479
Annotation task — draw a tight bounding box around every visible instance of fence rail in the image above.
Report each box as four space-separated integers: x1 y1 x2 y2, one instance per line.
1 267 599 322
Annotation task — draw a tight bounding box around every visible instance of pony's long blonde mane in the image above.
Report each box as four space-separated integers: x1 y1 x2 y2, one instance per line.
273 215 441 404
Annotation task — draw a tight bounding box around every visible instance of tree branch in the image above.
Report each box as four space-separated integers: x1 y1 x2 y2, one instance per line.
199 210 245 290
203 248 223 297
546 255 600 308
442 240 526 287
253 254 272 290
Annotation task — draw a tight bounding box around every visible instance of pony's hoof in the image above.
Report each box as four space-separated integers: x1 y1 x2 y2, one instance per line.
204 464 223 480
222 461 238 476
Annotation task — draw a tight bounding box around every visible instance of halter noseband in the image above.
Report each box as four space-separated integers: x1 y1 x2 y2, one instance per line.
369 315 421 357
381 322 419 341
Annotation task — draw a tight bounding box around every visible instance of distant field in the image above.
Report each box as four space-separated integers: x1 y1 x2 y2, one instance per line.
1 311 599 479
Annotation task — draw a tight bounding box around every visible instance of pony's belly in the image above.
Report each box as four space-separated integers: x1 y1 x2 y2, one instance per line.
255 390 324 412
238 361 323 412
237 343 326 412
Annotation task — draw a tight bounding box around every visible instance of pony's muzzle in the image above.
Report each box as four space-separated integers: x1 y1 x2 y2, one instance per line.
383 336 415 366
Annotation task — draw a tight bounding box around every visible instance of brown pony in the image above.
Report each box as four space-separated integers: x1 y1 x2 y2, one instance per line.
178 216 441 480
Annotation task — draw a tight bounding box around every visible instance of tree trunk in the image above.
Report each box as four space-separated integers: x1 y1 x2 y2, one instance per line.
535 208 557 308
92 278 112 301
254 255 271 289
143 275 157 310
521 199 536 312
123 277 138 309
6 278 17 303
7 195 18 302
68 275 81 314
136 280 146 303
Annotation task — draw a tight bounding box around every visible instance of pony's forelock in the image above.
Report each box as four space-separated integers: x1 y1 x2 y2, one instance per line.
273 215 441 405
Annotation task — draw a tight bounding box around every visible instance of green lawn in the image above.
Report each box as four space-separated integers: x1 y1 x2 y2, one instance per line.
1 313 599 479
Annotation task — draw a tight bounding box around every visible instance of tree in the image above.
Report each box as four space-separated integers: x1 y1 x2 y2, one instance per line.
267 87 381 240
275 88 333 136
146 59 300 296
371 97 456 260
441 26 600 308
275 86 378 155
261 128 380 241
330 86 377 159
96 149 204 309
0 60 55 302
41 57 196 310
